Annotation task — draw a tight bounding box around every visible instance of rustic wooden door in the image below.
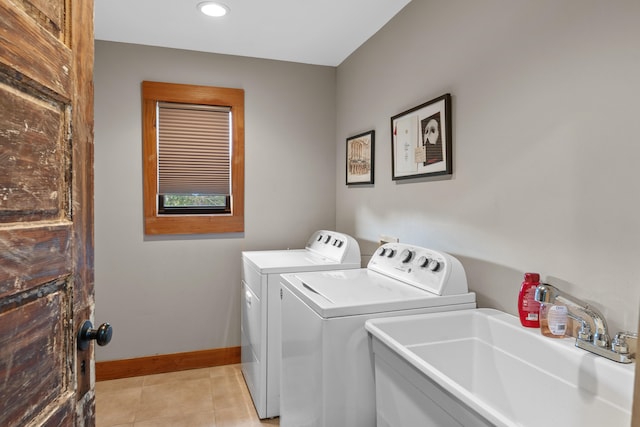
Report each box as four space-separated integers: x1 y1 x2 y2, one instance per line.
0 0 96 426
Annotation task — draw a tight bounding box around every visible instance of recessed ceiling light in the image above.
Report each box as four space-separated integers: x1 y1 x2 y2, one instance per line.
198 2 229 18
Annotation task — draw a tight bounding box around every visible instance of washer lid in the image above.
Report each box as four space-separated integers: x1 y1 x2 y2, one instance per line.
242 249 360 274
281 270 476 318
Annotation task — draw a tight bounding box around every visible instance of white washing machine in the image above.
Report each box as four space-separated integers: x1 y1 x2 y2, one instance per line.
279 243 476 427
241 230 361 419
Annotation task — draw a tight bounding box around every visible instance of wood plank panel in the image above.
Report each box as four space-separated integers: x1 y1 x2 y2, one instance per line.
0 280 70 427
69 0 95 313
0 80 68 223
0 224 71 298
15 0 65 39
0 2 71 101
39 398 75 427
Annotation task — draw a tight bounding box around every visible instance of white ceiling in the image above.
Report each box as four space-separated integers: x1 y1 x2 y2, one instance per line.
94 0 412 67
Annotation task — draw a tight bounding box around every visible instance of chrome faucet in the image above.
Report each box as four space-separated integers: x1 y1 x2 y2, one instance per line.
534 283 635 363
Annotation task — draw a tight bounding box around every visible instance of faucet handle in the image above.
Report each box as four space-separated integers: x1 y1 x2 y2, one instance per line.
612 333 629 354
612 332 638 355
616 331 638 339
577 323 592 341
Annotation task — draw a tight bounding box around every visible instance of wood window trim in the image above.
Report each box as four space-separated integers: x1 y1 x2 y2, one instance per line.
142 81 244 235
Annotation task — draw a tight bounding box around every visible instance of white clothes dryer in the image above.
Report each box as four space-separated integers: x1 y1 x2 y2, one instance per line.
241 230 361 419
279 243 476 427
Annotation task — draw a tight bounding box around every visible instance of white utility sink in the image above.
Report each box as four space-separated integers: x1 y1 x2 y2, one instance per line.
365 308 635 427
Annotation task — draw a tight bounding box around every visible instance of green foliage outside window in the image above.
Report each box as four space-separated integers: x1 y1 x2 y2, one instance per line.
163 194 227 207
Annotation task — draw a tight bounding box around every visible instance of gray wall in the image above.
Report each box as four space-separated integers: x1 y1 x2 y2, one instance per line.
336 0 640 334
96 0 640 362
94 42 337 360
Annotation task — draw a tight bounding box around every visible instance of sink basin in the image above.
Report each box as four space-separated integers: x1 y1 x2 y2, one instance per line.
365 308 635 427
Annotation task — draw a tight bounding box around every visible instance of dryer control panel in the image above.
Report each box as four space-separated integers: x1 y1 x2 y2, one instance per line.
305 230 361 265
368 243 469 296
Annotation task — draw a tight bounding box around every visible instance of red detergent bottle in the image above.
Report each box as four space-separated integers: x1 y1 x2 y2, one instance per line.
517 272 541 327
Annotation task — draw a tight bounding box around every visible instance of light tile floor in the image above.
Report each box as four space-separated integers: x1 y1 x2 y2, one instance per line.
96 364 279 427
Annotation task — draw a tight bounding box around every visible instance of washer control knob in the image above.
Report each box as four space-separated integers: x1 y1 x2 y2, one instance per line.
428 260 441 272
386 249 396 258
400 249 413 263
378 247 387 256
317 235 323 241
417 256 430 268
324 235 331 243
335 240 343 248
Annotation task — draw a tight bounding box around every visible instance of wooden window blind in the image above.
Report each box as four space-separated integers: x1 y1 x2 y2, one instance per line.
157 102 231 196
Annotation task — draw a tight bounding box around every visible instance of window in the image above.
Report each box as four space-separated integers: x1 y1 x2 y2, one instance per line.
156 102 231 215
142 81 244 235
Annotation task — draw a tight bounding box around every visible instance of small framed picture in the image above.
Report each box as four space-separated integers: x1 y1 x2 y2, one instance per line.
391 94 452 180
346 130 375 185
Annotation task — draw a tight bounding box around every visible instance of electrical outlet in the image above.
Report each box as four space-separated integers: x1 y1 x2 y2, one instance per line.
378 235 399 246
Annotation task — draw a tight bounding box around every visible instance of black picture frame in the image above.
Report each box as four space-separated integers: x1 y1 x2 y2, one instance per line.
346 130 375 185
391 93 452 180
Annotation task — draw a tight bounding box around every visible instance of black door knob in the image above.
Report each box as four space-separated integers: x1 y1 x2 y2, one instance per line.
78 320 113 350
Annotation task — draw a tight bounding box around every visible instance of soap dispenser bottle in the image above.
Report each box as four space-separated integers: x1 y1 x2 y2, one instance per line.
540 302 568 338
517 273 541 327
